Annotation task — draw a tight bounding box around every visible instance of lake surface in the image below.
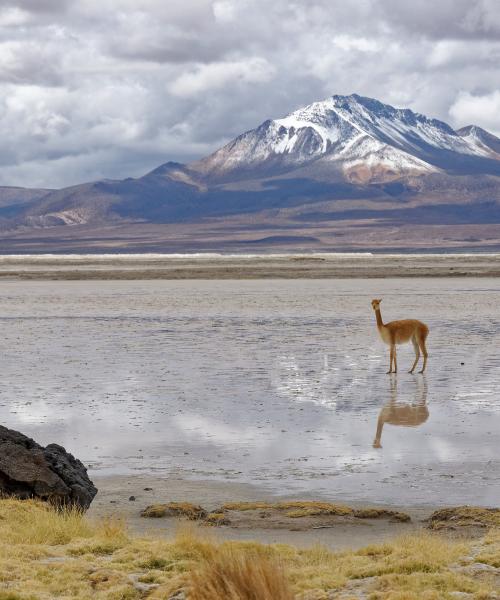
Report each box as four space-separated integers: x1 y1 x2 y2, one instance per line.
1 278 499 506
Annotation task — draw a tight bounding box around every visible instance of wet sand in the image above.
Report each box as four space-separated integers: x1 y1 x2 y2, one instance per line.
1 252 500 279
88 474 428 551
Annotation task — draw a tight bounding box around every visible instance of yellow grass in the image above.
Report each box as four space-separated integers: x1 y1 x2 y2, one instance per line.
277 501 353 517
353 508 411 522
428 506 500 530
187 547 294 600
219 501 411 522
0 499 94 545
204 512 231 526
474 528 500 568
220 501 354 515
221 502 277 511
0 498 498 599
141 502 206 520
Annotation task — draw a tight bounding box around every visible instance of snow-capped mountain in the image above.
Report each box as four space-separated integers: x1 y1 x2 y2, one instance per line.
2 93 500 253
457 125 500 156
193 94 500 183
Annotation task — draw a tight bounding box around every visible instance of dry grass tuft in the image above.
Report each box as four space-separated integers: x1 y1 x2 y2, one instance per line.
286 508 324 518
221 502 276 512
220 501 354 517
353 508 411 522
187 546 294 600
351 532 466 577
277 501 353 517
428 506 500 530
474 528 500 567
204 512 231 526
219 501 411 522
0 498 94 545
141 502 207 520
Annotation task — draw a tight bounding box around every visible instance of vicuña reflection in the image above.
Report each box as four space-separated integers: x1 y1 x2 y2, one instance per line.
373 376 428 449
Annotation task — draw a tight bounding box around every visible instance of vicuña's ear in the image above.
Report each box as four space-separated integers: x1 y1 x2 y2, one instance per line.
378 298 382 303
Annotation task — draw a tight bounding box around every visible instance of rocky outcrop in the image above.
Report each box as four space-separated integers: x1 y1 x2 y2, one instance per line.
0 425 97 510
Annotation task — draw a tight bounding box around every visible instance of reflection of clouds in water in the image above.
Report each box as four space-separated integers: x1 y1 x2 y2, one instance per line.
172 413 263 445
454 390 500 412
8 399 52 425
273 352 382 409
428 438 458 462
448 339 500 413
273 354 338 408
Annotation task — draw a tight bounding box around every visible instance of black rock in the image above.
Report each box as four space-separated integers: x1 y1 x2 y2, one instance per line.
0 425 97 510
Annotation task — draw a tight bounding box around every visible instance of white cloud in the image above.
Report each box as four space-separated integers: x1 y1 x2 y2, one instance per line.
449 91 500 135
427 39 500 68
0 6 30 26
169 57 275 97
212 0 237 23
332 34 380 53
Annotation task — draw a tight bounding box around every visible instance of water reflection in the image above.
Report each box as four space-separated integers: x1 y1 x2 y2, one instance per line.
0 279 499 506
373 376 428 448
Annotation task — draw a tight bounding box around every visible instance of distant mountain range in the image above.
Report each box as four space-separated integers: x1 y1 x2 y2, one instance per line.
2 94 500 253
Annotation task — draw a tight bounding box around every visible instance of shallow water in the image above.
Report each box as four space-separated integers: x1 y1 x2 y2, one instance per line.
1 278 499 506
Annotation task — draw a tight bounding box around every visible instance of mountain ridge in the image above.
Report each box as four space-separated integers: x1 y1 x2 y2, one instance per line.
1 93 500 252
190 93 500 183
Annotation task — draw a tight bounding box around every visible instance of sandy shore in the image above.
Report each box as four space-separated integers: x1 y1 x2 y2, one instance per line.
1 252 500 279
88 474 433 551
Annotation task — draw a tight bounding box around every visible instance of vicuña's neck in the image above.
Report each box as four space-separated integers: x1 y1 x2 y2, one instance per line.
375 308 384 328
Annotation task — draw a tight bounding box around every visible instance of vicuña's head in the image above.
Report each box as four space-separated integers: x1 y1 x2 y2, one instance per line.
371 298 382 311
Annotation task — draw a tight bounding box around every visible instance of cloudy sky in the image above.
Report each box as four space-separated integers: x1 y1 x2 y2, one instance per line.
0 0 499 188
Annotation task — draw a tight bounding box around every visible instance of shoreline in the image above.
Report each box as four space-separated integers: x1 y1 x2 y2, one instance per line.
87 474 440 551
1 252 500 279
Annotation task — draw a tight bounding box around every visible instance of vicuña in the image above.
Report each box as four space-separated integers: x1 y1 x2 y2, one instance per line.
371 299 429 374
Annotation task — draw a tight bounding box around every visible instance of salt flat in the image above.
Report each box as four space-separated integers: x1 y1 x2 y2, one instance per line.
1 252 500 279
0 277 498 507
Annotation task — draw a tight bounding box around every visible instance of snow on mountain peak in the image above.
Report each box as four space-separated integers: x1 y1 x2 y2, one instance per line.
457 125 500 157
193 93 500 181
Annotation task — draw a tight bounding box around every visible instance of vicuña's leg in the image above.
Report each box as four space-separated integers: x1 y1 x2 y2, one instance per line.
387 344 395 374
386 345 394 374
410 337 420 374
419 340 428 373
393 345 398 373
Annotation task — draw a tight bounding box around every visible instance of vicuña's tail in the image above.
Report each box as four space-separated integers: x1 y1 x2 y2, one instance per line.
419 324 429 356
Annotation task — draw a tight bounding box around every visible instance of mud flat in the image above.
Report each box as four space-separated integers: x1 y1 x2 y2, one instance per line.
2 252 500 279
88 475 500 552
88 474 427 551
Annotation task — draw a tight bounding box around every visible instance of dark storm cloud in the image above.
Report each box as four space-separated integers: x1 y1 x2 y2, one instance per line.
0 0 499 188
